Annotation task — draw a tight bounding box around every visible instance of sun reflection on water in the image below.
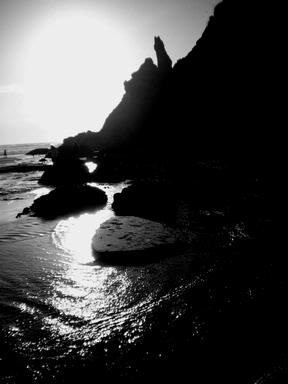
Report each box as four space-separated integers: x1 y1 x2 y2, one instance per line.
44 181 165 347
52 181 128 264
53 208 113 264
48 182 133 339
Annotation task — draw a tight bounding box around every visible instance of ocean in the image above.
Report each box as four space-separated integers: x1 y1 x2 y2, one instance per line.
0 144 284 383
0 143 54 225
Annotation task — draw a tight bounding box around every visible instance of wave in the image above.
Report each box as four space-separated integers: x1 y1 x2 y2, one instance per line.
0 217 53 244
0 171 44 200
0 142 58 157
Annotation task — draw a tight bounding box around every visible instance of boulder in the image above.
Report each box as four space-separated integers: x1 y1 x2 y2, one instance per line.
92 216 185 263
39 143 93 186
39 162 89 186
112 181 177 224
17 184 107 219
62 130 102 155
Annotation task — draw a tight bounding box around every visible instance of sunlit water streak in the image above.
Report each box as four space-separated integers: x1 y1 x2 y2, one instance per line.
52 181 126 263
52 209 113 263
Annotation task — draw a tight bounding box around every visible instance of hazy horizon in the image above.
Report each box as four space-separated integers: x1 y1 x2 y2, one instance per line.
0 0 219 145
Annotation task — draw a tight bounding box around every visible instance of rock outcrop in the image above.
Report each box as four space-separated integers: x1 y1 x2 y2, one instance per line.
95 57 162 153
39 144 89 186
112 181 177 224
56 36 171 160
154 36 172 74
56 0 275 179
92 216 185 264
17 184 107 219
166 0 273 162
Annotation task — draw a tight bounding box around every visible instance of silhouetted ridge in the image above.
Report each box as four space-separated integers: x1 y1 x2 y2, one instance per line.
59 0 275 168
98 57 162 151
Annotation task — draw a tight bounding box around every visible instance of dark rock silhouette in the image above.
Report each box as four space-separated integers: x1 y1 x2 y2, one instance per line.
62 130 102 156
39 143 89 186
25 148 49 156
56 38 170 160
97 57 162 153
54 39 173 184
17 185 107 219
154 36 172 74
57 0 275 181
170 0 275 166
112 181 177 225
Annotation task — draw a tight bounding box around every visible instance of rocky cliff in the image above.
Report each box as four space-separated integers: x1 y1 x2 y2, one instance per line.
61 0 275 169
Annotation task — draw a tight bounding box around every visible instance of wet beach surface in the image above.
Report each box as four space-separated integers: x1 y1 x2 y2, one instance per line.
0 172 284 383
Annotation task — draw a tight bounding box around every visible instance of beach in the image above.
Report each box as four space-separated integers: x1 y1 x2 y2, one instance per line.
0 143 284 383
1 144 203 382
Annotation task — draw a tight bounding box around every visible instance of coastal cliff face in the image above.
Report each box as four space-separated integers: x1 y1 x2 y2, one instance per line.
97 57 161 151
62 0 275 166
62 36 172 156
169 0 272 160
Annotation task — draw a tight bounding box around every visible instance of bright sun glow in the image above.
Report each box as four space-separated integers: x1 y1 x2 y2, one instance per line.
22 12 134 139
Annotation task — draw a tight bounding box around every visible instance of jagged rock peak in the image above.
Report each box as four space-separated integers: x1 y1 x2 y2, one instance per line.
154 36 172 73
137 58 158 73
124 58 159 94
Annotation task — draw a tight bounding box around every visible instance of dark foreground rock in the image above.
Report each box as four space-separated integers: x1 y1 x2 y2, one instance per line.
112 181 178 225
92 216 186 264
25 148 49 156
39 162 89 186
38 143 90 186
58 0 276 173
17 184 107 219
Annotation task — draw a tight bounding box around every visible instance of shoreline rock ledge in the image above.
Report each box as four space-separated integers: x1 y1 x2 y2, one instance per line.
92 216 186 263
17 184 107 219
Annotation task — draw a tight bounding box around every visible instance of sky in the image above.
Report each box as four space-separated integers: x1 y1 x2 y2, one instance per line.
0 0 219 145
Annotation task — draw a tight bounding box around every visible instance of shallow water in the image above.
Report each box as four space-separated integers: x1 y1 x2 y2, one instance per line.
0 180 213 382
0 149 283 382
